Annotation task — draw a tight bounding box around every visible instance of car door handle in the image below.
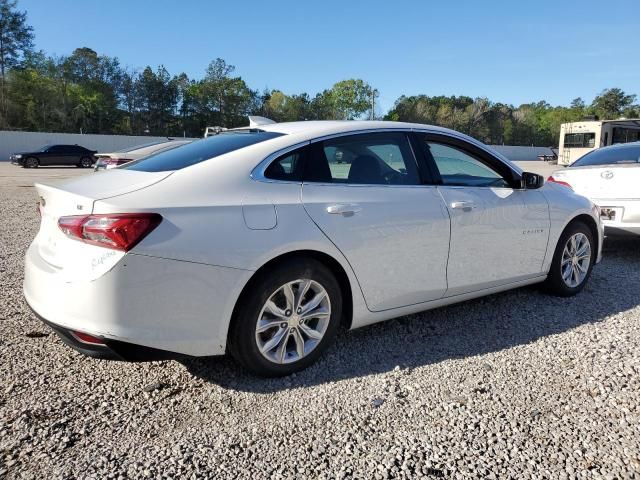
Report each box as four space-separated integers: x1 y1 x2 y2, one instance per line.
326 204 362 216
450 201 475 212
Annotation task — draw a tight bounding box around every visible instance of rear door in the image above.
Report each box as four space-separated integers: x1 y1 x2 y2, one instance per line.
59 145 80 165
300 131 450 312
412 133 549 296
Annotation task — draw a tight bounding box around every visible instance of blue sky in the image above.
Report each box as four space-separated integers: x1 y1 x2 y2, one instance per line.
20 0 639 113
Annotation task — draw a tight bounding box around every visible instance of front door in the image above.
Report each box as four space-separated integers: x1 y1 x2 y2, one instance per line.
301 131 451 312
413 135 549 296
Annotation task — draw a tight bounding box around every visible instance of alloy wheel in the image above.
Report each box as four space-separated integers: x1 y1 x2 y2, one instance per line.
561 232 591 288
255 279 331 364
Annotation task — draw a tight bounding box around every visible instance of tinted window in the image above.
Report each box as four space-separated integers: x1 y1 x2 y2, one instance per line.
67 145 87 153
572 145 640 167
47 145 66 153
426 142 510 188
124 131 284 172
564 133 596 148
265 148 306 181
305 132 420 185
612 127 640 145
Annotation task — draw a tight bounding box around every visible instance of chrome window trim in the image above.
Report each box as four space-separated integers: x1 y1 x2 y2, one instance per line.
250 126 521 185
308 127 411 144
410 128 521 175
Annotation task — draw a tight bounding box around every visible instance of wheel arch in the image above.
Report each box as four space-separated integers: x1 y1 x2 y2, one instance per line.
567 213 600 255
25 156 40 167
229 249 355 338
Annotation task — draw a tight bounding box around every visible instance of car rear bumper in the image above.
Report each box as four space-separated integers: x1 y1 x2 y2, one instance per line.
27 300 182 361
594 199 640 237
23 242 253 358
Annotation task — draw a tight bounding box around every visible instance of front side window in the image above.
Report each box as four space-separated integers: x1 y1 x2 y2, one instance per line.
125 131 284 172
564 133 596 148
572 145 640 167
425 142 510 188
305 132 420 185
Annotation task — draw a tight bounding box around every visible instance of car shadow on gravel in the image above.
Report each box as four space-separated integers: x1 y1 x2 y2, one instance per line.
181 237 640 392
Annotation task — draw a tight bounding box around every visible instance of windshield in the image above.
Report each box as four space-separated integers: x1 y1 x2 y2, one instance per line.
124 131 284 172
572 144 640 167
37 144 52 152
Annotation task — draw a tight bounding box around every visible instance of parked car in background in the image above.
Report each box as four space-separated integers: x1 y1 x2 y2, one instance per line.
24 120 602 376
548 142 640 236
94 139 193 170
10 144 97 168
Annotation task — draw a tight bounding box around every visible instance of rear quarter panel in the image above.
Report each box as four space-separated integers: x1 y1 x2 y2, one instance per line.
92 160 371 332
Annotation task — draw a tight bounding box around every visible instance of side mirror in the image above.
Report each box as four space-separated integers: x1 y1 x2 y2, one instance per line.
521 172 544 189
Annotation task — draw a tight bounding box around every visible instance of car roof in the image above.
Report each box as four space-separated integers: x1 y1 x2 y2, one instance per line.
255 120 454 137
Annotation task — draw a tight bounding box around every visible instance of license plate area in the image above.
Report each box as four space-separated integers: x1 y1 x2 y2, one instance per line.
600 207 622 221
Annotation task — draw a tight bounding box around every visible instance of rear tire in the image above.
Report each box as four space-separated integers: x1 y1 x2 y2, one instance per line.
79 157 92 168
228 258 342 377
24 157 39 168
543 221 595 297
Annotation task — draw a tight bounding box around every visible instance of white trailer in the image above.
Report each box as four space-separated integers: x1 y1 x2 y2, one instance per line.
558 119 640 166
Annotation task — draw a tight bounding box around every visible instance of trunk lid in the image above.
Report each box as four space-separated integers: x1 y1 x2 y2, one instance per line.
552 165 640 200
34 170 172 279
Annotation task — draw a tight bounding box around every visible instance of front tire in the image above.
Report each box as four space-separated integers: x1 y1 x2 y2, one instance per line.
24 157 39 168
543 221 595 296
228 259 342 377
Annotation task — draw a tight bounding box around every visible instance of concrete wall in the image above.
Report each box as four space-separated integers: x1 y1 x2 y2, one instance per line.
489 145 557 162
0 131 198 161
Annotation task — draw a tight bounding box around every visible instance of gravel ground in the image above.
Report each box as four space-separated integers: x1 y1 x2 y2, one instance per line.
1 163 639 479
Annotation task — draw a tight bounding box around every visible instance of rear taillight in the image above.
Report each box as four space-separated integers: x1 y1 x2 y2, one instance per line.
58 213 162 251
547 175 573 190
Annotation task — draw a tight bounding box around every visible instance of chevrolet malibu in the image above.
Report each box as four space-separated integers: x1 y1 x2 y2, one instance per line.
24 120 603 376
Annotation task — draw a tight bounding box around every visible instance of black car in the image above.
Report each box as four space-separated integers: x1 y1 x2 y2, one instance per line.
10 144 97 168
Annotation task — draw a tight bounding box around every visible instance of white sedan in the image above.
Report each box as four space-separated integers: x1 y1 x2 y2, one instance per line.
24 120 603 376
549 142 640 236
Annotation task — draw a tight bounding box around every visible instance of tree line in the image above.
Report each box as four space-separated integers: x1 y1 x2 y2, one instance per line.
1 0 638 144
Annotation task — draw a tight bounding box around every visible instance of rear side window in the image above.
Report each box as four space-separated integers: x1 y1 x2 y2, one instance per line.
305 132 420 185
124 131 284 172
572 145 640 166
264 147 306 181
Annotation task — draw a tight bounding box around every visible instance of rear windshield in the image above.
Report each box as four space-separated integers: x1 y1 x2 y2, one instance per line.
571 144 640 167
124 131 284 172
